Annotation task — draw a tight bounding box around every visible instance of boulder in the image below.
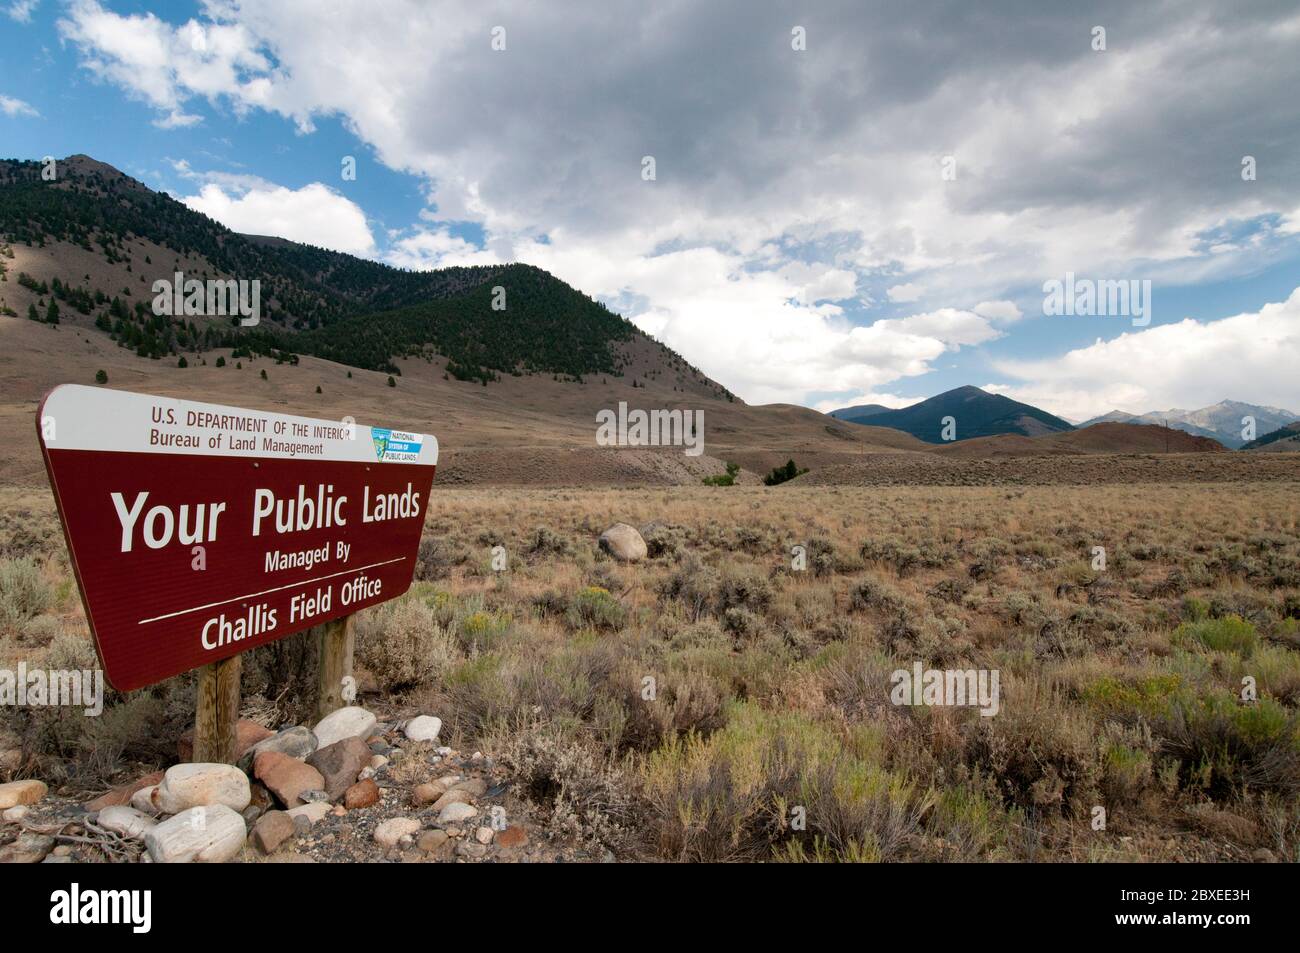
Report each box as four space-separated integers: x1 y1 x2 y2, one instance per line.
598 523 647 562
83 771 164 812
286 802 330 827
96 805 157 840
0 779 47 810
437 802 478 825
312 707 377 749
306 736 371 801
343 778 380 809
404 715 442 743
374 817 421 848
178 719 273 762
145 805 246 863
0 832 54 863
253 751 325 808
152 764 250 814
131 786 159 813
252 810 296 854
238 726 318 772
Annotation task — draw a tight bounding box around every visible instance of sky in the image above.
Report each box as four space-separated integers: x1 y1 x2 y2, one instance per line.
2 0 1299 420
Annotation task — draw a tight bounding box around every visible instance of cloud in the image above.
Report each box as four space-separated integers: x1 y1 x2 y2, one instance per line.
5 0 38 24
973 300 1023 322
182 181 377 256
988 287 1300 419
887 283 923 303
384 226 502 270
55 1 1300 405
0 94 39 117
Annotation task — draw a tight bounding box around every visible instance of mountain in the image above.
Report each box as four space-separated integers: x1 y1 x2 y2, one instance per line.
1241 421 1300 451
837 385 1074 444
1080 401 1298 449
828 403 894 421
0 154 732 398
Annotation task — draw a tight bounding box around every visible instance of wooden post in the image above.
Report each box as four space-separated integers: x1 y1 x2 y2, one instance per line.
316 614 356 721
193 655 241 763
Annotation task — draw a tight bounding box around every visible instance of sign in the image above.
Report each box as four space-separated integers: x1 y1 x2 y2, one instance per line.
37 385 438 691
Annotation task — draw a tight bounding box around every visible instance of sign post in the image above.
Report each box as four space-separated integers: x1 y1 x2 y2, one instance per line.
37 385 438 762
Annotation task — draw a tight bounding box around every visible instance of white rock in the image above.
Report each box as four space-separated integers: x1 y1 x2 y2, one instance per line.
437 802 478 824
598 523 647 562
374 817 421 848
369 755 389 770
475 826 494 845
286 802 330 827
145 805 246 863
404 715 442 743
312 706 378 749
153 763 251 814
130 786 158 813
97 805 157 840
3 805 29 823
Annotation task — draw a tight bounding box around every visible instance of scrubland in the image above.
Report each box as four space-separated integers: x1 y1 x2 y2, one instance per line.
2 480 1299 862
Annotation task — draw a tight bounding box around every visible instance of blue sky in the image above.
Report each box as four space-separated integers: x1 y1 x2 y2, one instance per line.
3 1 1299 418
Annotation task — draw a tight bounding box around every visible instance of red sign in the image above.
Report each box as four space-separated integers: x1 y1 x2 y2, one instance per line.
37 386 438 691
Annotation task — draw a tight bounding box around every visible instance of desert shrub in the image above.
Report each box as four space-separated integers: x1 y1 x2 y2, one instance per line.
850 577 905 614
658 555 718 621
355 594 458 692
620 669 727 752
565 586 627 632
528 526 571 556
414 536 470 580
0 556 52 632
498 731 635 851
702 461 741 486
922 778 1017 861
722 606 761 638
640 521 684 558
715 569 772 615
1173 615 1260 657
18 614 62 646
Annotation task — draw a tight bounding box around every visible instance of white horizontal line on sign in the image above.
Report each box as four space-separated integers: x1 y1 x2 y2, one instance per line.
40 385 438 466
137 556 407 624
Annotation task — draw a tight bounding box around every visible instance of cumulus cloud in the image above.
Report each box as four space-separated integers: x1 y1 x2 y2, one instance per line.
54 1 1300 405
988 288 1300 420
182 181 377 256
0 94 39 117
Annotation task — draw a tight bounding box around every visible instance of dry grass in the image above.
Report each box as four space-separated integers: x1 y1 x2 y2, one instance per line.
2 480 1299 861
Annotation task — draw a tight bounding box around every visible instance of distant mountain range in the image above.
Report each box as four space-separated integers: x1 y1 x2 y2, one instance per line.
1241 420 1300 451
832 385 1074 444
1079 401 1299 450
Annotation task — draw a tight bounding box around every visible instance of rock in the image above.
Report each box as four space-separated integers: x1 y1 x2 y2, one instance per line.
431 789 474 812
96 805 157 840
252 810 296 854
475 826 494 845
404 715 442 743
374 817 421 848
455 840 487 859
598 523 647 562
3 806 29 823
178 719 273 762
1252 848 1277 863
83 771 165 812
343 779 380 810
358 767 376 781
306 736 371 801
292 814 311 833
253 751 325 808
0 779 47 810
437 802 478 825
286 802 330 827
131 786 159 813
449 778 487 798
369 755 389 771
145 805 246 863
153 764 250 814
413 782 447 806
238 726 318 772
496 825 529 849
417 829 450 854
0 833 54 863
312 707 377 749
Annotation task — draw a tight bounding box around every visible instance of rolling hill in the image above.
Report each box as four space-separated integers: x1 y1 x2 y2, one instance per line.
1242 421 1300 451
1080 401 1297 449
835 385 1075 443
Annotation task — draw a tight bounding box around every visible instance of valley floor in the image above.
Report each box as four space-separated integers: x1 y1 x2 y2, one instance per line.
3 481 1299 862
